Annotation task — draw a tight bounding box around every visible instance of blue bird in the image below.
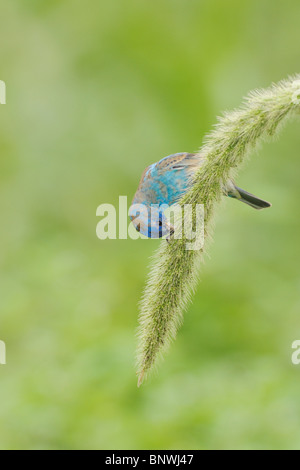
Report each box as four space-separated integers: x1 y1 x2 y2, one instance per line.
129 153 271 238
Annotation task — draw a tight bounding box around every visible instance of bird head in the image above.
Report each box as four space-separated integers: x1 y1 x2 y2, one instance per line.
129 203 171 239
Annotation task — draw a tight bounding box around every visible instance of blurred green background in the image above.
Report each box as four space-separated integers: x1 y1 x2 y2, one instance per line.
0 0 300 450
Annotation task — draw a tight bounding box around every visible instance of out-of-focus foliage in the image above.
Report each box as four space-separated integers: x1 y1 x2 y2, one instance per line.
0 0 299 450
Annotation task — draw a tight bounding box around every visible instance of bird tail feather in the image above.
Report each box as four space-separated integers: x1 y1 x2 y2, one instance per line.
234 186 272 210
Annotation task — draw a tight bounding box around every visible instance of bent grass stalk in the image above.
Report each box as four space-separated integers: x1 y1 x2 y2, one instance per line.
137 75 300 386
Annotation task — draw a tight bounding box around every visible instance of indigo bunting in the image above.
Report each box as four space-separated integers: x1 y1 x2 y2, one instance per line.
129 153 271 238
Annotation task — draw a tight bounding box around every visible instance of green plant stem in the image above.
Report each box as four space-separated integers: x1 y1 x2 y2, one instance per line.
137 75 300 386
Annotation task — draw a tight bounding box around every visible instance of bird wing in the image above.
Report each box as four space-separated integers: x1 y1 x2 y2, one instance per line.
155 153 200 174
132 153 202 207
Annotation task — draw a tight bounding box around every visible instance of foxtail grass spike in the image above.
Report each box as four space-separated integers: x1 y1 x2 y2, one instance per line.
136 75 300 386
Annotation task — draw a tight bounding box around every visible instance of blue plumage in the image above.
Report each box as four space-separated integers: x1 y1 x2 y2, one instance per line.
132 153 199 205
129 152 271 238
